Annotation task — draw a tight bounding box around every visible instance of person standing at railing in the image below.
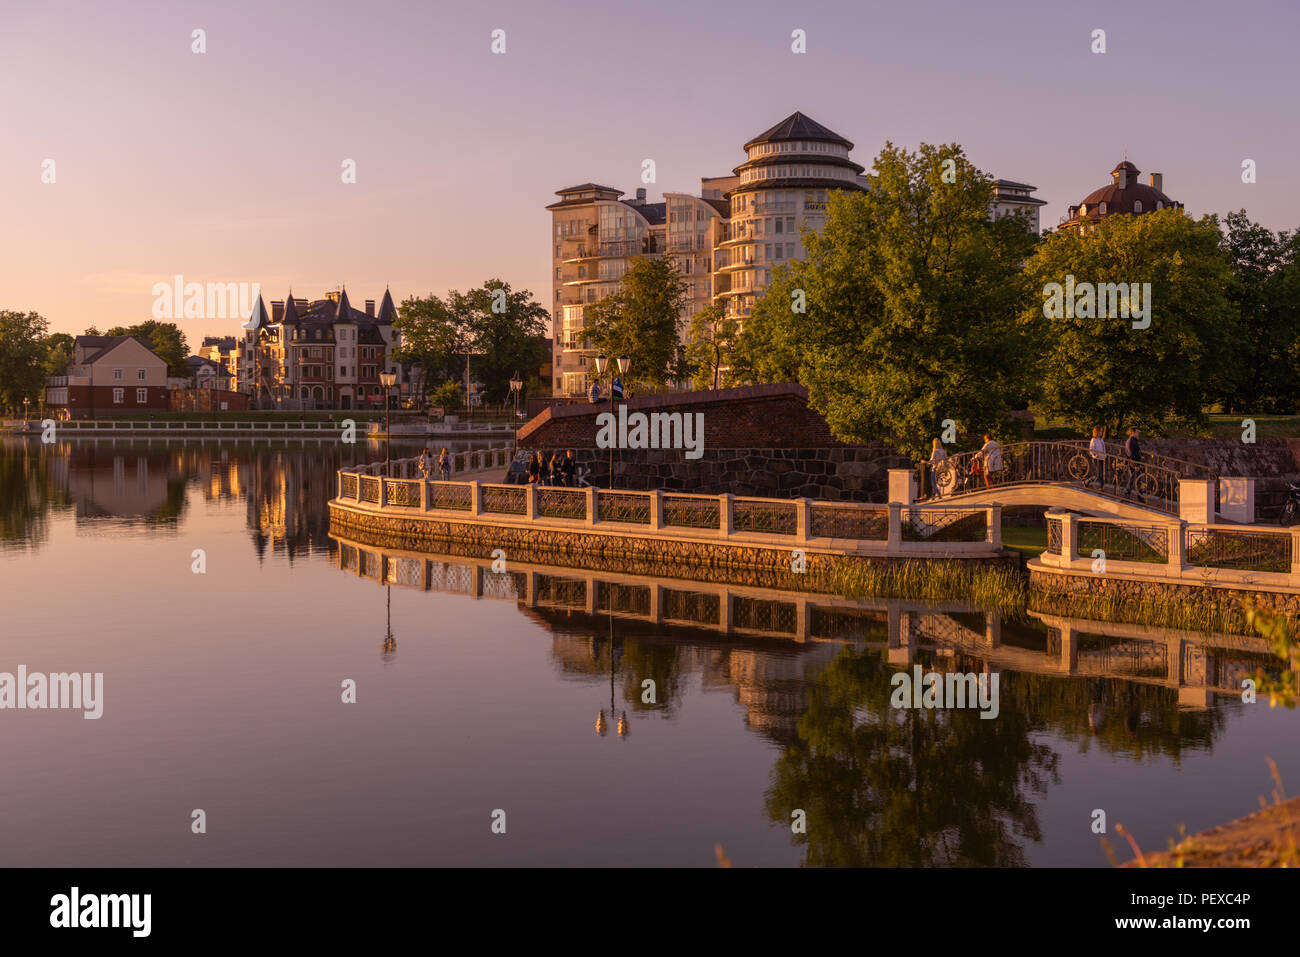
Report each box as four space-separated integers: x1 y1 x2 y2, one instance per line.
528 451 542 485
438 447 450 481
1122 426 1144 502
927 438 948 499
1087 426 1107 490
547 451 563 486
418 447 431 479
978 434 1002 489
562 450 576 488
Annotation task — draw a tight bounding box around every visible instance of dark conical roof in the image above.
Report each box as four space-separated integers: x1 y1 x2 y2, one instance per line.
245 294 270 331
335 288 353 320
282 293 298 322
377 287 397 323
744 111 853 151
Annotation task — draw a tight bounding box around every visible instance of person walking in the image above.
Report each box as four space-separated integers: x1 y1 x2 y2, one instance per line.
1087 426 1106 490
547 451 562 486
561 449 576 488
418 447 430 479
527 451 541 485
979 434 1002 489
928 438 948 499
438 447 450 481
1122 426 1143 501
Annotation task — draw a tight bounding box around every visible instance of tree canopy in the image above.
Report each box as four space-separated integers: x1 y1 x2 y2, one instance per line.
104 320 190 377
0 310 51 411
738 142 1038 456
584 256 687 389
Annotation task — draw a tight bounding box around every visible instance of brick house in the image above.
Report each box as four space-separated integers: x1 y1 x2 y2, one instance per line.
45 336 171 418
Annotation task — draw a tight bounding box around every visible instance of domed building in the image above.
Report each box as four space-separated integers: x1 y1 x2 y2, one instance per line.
1061 160 1182 229
716 112 868 321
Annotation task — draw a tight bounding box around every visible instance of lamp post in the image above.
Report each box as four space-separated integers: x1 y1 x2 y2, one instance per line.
23 396 30 422
593 354 630 489
379 371 397 475
595 610 629 739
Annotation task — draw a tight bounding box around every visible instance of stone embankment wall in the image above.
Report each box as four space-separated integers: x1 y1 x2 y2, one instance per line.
517 383 910 502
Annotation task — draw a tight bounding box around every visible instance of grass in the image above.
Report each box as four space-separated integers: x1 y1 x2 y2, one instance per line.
1001 525 1047 558
810 558 1029 617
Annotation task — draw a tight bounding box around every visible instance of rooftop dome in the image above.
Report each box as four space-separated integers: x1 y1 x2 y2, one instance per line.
743 111 854 152
1065 159 1181 227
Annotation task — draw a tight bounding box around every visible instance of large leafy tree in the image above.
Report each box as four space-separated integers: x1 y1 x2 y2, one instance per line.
739 143 1038 457
584 256 687 389
43 332 75 379
458 280 549 405
395 280 549 404
1217 210 1300 413
1023 208 1241 436
0 310 51 411
393 292 465 398
683 302 744 391
105 320 189 377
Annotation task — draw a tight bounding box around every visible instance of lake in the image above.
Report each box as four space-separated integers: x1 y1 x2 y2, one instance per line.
0 437 1294 866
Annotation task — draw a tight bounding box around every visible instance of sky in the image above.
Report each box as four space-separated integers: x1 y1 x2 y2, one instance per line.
2 0 1298 339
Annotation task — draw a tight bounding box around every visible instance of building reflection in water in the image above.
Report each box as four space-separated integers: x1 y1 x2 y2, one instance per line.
330 534 1283 865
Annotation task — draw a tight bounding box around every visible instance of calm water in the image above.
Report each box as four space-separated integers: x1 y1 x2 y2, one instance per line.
1 437 1295 867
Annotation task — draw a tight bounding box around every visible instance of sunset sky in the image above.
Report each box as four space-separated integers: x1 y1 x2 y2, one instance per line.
2 0 1297 339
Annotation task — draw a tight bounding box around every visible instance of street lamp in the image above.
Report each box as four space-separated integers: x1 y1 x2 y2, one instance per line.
509 371 523 416
23 397 30 421
379 371 397 474
595 611 628 739
593 354 630 488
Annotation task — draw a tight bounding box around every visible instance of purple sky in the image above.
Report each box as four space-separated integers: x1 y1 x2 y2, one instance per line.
2 0 1297 338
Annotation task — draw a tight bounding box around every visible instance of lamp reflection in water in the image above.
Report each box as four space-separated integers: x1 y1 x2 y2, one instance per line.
381 584 396 660
595 608 629 738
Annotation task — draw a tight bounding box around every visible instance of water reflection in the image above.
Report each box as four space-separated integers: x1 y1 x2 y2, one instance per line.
331 536 1270 865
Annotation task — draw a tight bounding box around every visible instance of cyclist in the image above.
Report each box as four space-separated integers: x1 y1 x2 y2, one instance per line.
1121 426 1144 501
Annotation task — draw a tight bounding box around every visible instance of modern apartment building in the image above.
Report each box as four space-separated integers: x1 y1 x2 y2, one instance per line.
991 179 1048 234
242 288 405 410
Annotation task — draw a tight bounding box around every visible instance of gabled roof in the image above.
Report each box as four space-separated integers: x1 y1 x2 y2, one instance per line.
75 335 165 365
744 112 853 151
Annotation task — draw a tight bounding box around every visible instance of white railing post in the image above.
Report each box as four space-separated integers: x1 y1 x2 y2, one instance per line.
1168 519 1187 571
1179 478 1215 524
888 502 903 550
378 477 388 508
1291 528 1300 580
1059 513 1077 568
648 490 663 530
719 493 734 538
796 497 811 544
469 480 481 517
987 504 1002 549
525 483 537 521
586 487 598 526
420 478 429 511
336 471 342 499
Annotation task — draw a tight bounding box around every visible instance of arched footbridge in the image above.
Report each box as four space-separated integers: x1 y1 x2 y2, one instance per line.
922 440 1219 521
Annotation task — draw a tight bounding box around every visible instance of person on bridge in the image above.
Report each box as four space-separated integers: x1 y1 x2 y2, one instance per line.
928 438 948 498
528 451 542 484
979 434 1003 488
418 448 431 479
1087 426 1107 490
1123 427 1144 502
438 447 450 481
562 450 576 487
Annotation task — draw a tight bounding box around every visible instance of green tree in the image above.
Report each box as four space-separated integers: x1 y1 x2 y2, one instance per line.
1217 211 1300 413
584 256 686 389
43 332 75 379
739 143 1038 457
105 320 190 377
459 280 549 405
0 310 51 412
1023 208 1241 436
393 293 466 398
684 303 743 390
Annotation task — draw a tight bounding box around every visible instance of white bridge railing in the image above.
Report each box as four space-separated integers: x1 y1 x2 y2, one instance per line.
334 461 1003 554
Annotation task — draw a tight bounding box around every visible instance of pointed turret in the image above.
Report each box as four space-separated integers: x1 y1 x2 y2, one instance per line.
244 293 270 332
334 288 354 321
377 287 397 323
282 293 299 323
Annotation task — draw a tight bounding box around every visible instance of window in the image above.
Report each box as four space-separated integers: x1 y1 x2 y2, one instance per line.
113 388 124 403
136 388 147 403
113 368 123 380
1133 200 1143 213
137 369 146 380
774 218 783 234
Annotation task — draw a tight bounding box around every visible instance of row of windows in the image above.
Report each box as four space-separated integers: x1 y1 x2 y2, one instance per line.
748 141 848 159
111 368 149 380
112 388 150 403
739 164 855 184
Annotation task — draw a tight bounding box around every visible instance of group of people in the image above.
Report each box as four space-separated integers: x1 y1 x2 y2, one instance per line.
921 425 1145 499
587 376 627 404
527 449 589 487
417 447 451 480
